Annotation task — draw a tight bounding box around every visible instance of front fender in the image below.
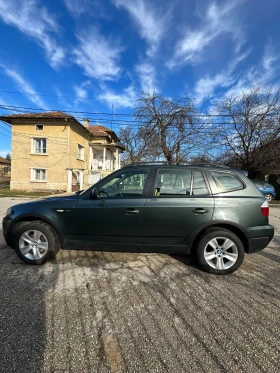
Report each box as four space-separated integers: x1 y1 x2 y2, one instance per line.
6 213 66 248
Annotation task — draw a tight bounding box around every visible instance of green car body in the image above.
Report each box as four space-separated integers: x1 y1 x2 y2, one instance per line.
2 165 274 274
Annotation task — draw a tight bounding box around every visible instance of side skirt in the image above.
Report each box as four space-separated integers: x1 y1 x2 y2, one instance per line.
62 238 190 254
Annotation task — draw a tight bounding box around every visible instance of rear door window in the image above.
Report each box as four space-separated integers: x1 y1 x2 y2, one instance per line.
211 171 244 192
154 169 192 196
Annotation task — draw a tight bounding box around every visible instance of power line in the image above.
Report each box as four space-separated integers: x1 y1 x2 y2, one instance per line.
0 104 279 118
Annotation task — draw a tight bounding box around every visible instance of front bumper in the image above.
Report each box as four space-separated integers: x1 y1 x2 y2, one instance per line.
2 217 10 246
246 224 274 253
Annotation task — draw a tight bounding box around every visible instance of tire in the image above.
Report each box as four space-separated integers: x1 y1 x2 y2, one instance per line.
196 228 244 275
265 194 273 202
13 220 61 264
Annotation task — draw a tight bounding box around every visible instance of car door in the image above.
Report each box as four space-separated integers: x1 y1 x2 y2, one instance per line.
72 167 152 249
142 167 214 246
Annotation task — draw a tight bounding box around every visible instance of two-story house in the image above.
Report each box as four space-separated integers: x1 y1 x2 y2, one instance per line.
0 156 11 177
0 111 125 192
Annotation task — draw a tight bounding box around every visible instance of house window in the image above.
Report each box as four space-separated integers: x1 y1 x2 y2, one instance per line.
36 124 44 130
33 138 47 154
4 166 10 174
31 168 46 182
77 144 85 160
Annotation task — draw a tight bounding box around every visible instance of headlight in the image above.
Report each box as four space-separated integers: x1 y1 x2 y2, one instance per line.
6 207 12 217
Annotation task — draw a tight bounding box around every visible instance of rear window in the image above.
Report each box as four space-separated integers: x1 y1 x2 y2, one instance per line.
211 171 244 192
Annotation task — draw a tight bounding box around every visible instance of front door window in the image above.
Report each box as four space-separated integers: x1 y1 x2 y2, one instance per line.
99 169 150 198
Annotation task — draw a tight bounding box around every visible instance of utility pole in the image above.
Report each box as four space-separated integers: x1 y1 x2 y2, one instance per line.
111 104 114 131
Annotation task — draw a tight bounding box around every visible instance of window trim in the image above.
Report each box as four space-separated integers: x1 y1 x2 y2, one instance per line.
192 169 210 196
76 143 85 161
85 167 152 199
206 170 245 194
148 167 211 198
30 137 48 155
30 167 47 183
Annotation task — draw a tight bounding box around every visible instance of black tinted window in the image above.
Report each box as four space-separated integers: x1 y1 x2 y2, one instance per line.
211 172 243 192
155 169 192 196
193 171 209 195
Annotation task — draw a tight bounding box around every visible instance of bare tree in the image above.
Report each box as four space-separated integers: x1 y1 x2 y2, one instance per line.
214 86 280 177
133 91 203 163
118 126 160 165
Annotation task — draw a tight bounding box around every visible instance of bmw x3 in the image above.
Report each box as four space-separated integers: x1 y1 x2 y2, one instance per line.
2 163 274 275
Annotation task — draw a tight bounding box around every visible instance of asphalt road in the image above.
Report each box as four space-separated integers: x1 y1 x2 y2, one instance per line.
0 197 279 373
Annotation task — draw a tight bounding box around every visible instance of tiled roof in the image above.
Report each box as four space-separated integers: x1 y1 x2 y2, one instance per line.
1 111 73 119
86 125 113 136
0 112 122 142
0 156 11 164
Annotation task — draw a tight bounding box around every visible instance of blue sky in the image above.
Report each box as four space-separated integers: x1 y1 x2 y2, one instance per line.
0 0 280 156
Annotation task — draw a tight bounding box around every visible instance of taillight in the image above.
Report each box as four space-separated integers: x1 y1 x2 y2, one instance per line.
261 200 269 217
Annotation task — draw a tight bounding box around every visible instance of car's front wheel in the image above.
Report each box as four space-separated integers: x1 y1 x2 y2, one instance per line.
196 228 244 275
13 220 61 264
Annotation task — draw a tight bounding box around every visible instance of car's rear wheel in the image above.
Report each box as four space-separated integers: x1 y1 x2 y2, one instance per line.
196 228 244 275
13 220 61 264
265 193 273 202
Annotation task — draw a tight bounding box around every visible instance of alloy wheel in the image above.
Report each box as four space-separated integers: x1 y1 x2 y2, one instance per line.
204 237 238 270
19 230 48 260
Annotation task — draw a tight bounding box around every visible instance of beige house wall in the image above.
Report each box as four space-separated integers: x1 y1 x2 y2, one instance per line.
9 119 122 192
11 121 71 191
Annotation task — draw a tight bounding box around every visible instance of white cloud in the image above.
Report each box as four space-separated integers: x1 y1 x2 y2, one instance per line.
98 84 138 108
262 42 278 71
0 64 48 109
73 27 123 81
114 0 171 56
194 50 251 100
73 81 91 100
195 44 280 101
63 0 91 17
224 45 280 98
135 62 157 92
168 1 246 68
63 0 107 18
0 0 65 68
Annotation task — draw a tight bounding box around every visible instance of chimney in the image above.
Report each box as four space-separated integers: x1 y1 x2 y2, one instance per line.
83 118 90 127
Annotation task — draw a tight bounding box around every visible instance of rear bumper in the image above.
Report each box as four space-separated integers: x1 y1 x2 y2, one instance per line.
246 225 274 253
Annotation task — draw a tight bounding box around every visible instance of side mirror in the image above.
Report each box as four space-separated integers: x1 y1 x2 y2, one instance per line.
91 188 99 199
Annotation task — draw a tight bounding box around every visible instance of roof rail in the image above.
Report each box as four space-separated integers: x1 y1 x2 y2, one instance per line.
123 161 229 168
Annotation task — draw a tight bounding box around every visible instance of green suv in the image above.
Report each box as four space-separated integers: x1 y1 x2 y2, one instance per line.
2 164 274 275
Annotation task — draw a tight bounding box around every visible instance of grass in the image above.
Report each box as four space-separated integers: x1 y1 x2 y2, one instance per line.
0 187 52 198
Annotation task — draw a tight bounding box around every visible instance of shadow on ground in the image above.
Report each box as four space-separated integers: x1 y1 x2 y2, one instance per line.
0 232 279 373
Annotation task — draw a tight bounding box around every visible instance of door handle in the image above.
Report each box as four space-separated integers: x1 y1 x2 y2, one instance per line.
192 208 208 214
125 208 140 215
